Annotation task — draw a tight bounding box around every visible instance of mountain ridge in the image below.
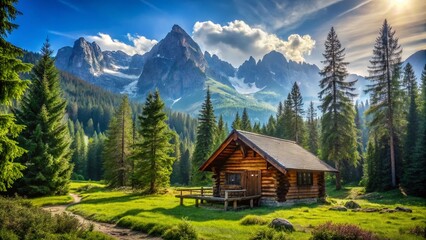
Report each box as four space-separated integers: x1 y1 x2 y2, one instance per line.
54 25 425 123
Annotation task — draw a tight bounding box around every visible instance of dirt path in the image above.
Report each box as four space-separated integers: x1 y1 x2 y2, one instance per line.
43 194 159 240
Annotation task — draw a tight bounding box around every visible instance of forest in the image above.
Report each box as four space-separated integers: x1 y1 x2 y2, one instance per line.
0 0 425 239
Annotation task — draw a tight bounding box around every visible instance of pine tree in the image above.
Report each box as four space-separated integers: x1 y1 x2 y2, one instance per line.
407 65 426 196
214 114 228 149
401 63 419 191
180 148 191 185
290 82 305 144
319 27 358 189
192 87 216 185
133 90 174 193
365 20 403 188
241 108 252 131
232 111 241 130
264 115 276 136
13 41 72 196
306 101 319 155
87 132 99 180
103 95 133 187
275 101 285 138
71 121 87 180
252 122 261 133
0 0 31 191
170 132 182 185
280 93 296 141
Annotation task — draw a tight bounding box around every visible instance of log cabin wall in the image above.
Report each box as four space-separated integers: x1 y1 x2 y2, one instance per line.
284 170 322 200
214 148 278 199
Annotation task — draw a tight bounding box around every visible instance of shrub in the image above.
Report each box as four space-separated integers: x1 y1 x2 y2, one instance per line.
162 219 198 240
241 215 269 225
54 212 82 234
250 228 288 240
0 196 111 239
311 222 379 240
409 225 426 238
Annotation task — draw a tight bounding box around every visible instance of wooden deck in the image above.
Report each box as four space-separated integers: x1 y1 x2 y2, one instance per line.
175 187 261 211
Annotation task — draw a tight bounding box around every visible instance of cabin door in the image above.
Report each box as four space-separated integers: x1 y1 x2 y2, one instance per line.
245 170 261 196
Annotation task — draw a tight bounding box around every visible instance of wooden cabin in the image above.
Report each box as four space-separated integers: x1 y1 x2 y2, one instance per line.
199 130 337 206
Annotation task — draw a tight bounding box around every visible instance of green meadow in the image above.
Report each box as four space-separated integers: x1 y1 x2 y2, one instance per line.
31 181 426 239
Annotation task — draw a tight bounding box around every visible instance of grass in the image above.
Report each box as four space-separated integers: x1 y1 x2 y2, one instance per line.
29 180 106 207
31 195 74 207
63 181 426 240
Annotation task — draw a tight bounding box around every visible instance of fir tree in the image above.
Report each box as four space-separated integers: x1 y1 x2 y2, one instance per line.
407 65 426 196
170 132 182 185
0 0 31 191
13 41 72 196
365 19 403 188
290 82 305 144
180 148 191 185
241 108 252 131
252 122 261 133
133 90 174 193
401 63 419 191
232 111 241 130
264 115 276 136
192 87 216 185
283 94 294 140
103 95 133 187
71 121 87 180
275 101 286 138
319 27 358 189
306 101 319 155
214 114 228 149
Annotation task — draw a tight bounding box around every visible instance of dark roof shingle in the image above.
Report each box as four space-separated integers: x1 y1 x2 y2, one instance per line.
237 130 337 172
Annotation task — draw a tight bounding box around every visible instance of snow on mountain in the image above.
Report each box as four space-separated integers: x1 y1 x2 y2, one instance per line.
228 76 265 94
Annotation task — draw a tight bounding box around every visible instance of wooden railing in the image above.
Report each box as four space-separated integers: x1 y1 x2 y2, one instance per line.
176 187 213 197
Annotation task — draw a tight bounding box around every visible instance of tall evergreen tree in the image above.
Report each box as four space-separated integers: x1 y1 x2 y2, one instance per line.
71 121 87 179
0 0 31 191
192 87 216 185
14 41 72 196
406 65 426 196
365 19 403 188
264 115 276 136
241 108 252 131
170 132 182 185
133 90 174 193
282 94 294 140
306 101 319 155
290 83 305 144
180 148 191 185
87 132 102 180
275 102 286 138
214 114 228 149
319 27 358 189
232 111 241 130
401 63 419 190
103 95 133 187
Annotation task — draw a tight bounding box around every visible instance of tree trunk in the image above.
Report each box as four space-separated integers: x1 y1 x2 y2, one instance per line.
335 161 342 190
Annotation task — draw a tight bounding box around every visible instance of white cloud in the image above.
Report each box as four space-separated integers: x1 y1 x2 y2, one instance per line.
192 20 315 67
86 33 157 55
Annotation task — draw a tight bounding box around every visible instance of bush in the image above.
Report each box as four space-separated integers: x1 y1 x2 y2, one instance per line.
250 228 288 240
311 222 379 240
241 215 269 225
409 225 426 238
162 219 198 240
0 197 111 239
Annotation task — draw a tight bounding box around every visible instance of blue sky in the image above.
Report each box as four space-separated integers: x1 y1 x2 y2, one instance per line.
8 0 425 75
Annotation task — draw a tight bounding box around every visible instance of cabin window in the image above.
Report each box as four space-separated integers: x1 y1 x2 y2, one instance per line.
225 173 241 185
297 172 313 186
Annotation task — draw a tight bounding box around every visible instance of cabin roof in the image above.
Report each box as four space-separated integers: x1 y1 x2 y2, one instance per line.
199 130 338 173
